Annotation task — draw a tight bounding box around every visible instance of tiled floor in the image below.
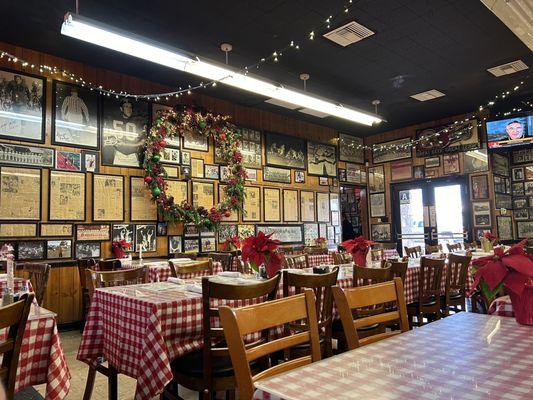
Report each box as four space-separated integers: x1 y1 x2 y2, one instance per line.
16 330 197 400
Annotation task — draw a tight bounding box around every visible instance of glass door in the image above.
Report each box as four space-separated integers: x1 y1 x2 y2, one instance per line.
433 184 465 249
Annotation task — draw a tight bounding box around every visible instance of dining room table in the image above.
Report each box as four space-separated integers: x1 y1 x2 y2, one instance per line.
253 312 533 400
116 257 223 281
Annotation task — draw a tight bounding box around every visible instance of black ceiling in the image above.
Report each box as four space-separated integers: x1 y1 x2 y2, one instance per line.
2 0 532 136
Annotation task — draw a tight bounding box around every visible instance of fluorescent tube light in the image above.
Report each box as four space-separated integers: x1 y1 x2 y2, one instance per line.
61 12 382 126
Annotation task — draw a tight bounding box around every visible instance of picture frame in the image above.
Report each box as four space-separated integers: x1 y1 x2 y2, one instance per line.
443 153 460 175
263 166 291 184
161 148 181 165
218 184 238 222
245 168 258 182
525 181 533 196
164 166 179 179
526 166 533 181
496 216 513 241
307 141 337 177
112 224 135 251
493 175 507 194
300 190 316 222
346 163 366 184
265 132 306 169
166 179 188 205
413 165 425 179
184 224 199 237
192 181 215 209
46 239 72 259
494 193 512 210
512 182 525 197
168 235 182 254
75 241 101 259
181 151 191 165
52 80 99 149
472 201 491 227
424 157 440 168
370 193 386 218
39 223 73 237
338 169 347 182
294 170 305 183
183 238 200 253
191 158 204 178
330 193 339 212
372 137 412 164
371 223 391 242
76 224 110 241
514 209 529 221
152 104 181 148
135 224 157 252
82 150 99 173
316 192 330 223
338 133 364 163
257 225 303 244
331 211 340 226
0 166 41 221
492 153 509 175
92 174 125 222
303 223 319 244
101 97 149 168
181 165 191 179
156 222 167 236
391 160 412 181
0 68 45 143
204 164 220 180
512 197 527 209
517 221 533 238
424 168 438 178
319 177 329 186
219 165 231 183
243 186 261 222
463 149 488 174
49 171 86 221
470 174 489 200
415 120 480 157
216 127 262 168
368 165 385 193
0 223 37 238
263 187 281 222
512 167 525 181
201 236 216 252
0 142 54 168
237 224 256 240
17 240 45 261
130 176 158 222
55 150 82 172
217 224 237 244
183 131 208 152
283 189 299 222
511 148 533 165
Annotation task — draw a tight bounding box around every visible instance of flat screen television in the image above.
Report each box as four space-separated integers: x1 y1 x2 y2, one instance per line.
487 114 533 149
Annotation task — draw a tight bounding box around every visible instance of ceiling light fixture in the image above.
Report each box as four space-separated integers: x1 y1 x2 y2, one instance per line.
60 12 382 126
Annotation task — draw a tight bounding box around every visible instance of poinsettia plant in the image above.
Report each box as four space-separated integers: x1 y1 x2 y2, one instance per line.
241 231 284 278
112 240 132 259
483 231 498 242
222 236 241 252
341 236 375 267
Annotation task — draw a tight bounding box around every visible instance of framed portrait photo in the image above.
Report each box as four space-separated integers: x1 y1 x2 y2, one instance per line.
168 235 182 254
413 165 425 179
0 166 41 220
82 150 99 173
307 141 337 177
294 170 305 183
512 167 525 181
443 153 460 175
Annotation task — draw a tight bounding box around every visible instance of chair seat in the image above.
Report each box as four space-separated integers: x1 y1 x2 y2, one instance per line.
172 350 235 378
332 319 380 333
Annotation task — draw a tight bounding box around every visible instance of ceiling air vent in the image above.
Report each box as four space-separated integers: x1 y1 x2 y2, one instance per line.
264 98 300 109
410 89 446 102
487 60 529 77
298 108 329 118
323 21 375 47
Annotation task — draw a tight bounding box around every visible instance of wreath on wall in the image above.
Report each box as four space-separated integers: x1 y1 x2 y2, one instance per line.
143 106 245 230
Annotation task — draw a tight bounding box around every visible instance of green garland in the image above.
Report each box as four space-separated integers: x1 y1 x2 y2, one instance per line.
143 106 245 230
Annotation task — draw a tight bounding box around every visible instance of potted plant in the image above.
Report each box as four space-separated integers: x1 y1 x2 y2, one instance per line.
341 236 374 267
241 231 284 278
112 239 132 259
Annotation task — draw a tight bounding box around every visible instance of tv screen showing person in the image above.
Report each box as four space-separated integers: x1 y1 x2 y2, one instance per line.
487 116 532 148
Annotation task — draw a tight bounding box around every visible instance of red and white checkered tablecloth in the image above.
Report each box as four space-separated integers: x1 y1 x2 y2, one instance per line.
0 277 33 293
0 305 70 400
306 254 334 267
489 295 514 317
254 313 533 400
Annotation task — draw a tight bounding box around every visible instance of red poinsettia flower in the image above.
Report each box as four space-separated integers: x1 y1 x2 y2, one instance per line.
241 231 282 277
341 236 374 255
483 231 498 242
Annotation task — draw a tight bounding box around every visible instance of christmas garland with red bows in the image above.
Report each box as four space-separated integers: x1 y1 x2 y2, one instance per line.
143 106 245 230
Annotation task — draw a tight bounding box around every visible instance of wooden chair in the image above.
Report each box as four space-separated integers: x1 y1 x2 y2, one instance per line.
370 249 384 262
332 278 409 350
283 254 309 269
207 252 235 272
442 253 471 316
77 258 97 326
219 290 321 400
407 257 445 327
0 293 34 400
404 246 421 258
20 262 50 306
332 252 352 265
97 259 121 271
425 244 442 254
282 267 339 358
446 243 462 253
84 267 148 400
166 274 281 400
387 260 408 284
169 258 213 278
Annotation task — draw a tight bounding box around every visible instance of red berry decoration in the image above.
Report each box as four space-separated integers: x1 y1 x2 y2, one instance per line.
224 210 231 218
144 176 152 183
159 140 167 147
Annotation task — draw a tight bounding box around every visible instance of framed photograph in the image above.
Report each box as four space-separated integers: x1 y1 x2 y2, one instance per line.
76 224 110 241
368 166 385 193
524 181 533 196
130 177 158 221
319 223 328 238
371 223 391 242
165 166 179 179
472 201 491 227
283 189 299 222
135 224 156 252
496 216 513 241
181 151 191 166
443 153 460 175
470 175 489 200
55 150 82 172
17 240 45 261
295 170 305 183
152 104 180 148
264 132 305 169
93 174 125 222
372 138 412 164
52 81 99 149
40 223 73 237
49 171 85 221
82 150 99 173
218 184 238 222
319 177 329 186
512 182 525 196
243 186 261 222
330 193 339 212
513 197 527 210
0 142 54 168
331 211 340 226
166 180 188 205
339 133 364 163
156 222 167 236
346 163 366 184
517 221 533 238
216 127 262 168
307 141 337 177
0 166 41 220
492 153 509 175
494 193 512 210
245 168 258 182
463 149 488 174
237 224 256 240
168 235 182 254
161 148 181 165
300 190 316 222
415 120 480 157
204 164 220 180
181 166 191 179
184 224 199 237
424 157 440 168
529 196 533 208
332 178 338 187
257 225 303 244
370 193 386 218
217 224 237 243
303 223 319 244
338 168 347 182
512 167 525 181
192 181 214 209
316 192 330 223
101 97 149 168
201 236 216 252
263 166 291 184
183 131 208 152
0 223 37 238
413 165 425 179
112 224 135 251
263 187 281 222
391 160 412 181
511 148 533 165
0 69 45 143
424 168 438 178
183 238 200 253
514 209 529 221
219 166 231 183
191 158 204 178
46 239 72 259
493 175 507 194
75 242 101 259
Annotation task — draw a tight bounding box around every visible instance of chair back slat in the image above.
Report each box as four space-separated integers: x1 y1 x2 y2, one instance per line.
90 266 148 289
419 257 445 302
333 252 352 265
387 260 408 284
353 265 391 287
169 259 213 277
370 249 384 261
283 254 308 269
447 243 462 253
207 252 234 271
21 263 50 305
97 259 121 271
425 244 442 254
404 246 421 258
